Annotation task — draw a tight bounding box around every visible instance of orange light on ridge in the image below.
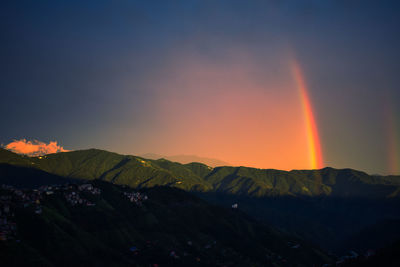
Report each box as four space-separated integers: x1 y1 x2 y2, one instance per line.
291 60 323 169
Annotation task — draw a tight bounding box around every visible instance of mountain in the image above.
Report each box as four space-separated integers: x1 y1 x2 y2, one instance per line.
0 164 73 188
341 219 400 252
0 172 331 266
140 153 231 167
1 148 399 198
1 147 400 254
0 148 212 192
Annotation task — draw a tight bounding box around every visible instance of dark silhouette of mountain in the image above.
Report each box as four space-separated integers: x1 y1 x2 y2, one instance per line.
341 219 400 252
140 153 231 167
196 191 400 253
0 164 73 188
340 239 400 266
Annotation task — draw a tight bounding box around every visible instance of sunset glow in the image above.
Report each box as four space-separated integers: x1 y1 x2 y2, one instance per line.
146 53 312 170
1 1 399 175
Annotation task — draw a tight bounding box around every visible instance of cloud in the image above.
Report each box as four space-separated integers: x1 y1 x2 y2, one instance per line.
4 139 69 157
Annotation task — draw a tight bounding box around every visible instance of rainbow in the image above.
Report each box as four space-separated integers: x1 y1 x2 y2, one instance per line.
385 103 399 174
291 60 324 170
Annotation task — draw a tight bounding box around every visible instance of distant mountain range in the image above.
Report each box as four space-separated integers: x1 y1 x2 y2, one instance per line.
140 153 231 167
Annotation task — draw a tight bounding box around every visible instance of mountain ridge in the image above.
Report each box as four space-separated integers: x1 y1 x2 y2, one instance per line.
139 153 231 167
1 148 399 198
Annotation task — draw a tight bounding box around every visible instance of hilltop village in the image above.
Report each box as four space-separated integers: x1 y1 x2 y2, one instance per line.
0 180 309 266
0 180 379 267
0 183 148 241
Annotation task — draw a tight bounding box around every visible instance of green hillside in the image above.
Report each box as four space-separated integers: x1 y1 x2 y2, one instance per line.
0 177 331 266
0 149 211 192
1 148 399 198
1 148 400 254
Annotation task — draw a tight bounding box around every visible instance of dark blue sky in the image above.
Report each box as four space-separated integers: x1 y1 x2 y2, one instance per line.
1 0 400 174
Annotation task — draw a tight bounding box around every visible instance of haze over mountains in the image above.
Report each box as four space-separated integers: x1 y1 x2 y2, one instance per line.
140 153 230 168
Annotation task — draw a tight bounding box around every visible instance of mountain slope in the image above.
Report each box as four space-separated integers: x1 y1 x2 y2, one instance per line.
0 164 73 188
0 149 211 192
1 148 399 198
1 148 400 254
0 176 332 266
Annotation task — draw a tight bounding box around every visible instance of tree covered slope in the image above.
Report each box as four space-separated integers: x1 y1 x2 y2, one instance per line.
0 178 331 267
1 148 399 198
1 148 400 256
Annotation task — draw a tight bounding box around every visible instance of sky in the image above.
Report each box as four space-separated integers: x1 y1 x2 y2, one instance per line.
1 0 399 174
